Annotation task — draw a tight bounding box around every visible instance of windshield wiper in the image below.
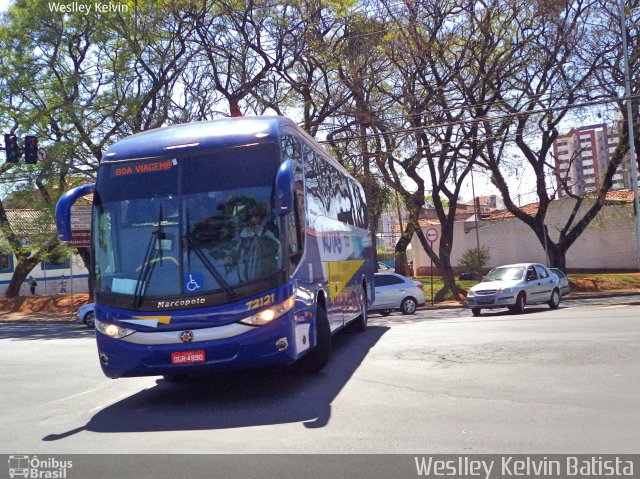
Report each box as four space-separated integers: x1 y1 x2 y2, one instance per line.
132 207 165 308
184 211 235 299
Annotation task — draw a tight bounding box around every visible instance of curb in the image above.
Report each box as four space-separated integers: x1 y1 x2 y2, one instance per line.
2 291 639 324
417 291 640 311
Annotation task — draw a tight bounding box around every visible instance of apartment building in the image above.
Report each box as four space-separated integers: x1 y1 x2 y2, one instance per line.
553 122 628 198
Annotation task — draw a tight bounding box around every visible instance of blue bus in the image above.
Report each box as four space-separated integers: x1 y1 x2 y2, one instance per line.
56 117 374 380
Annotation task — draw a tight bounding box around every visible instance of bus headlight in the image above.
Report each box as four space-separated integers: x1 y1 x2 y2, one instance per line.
96 319 136 339
240 297 295 326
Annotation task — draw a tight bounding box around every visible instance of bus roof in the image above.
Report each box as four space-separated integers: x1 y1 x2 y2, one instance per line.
101 116 298 162
100 116 357 185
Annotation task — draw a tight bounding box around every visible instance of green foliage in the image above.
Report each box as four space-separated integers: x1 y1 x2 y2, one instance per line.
458 247 491 274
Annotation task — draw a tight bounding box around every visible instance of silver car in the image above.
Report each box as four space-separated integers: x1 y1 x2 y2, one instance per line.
371 273 426 315
466 263 561 316
549 268 570 297
76 302 95 328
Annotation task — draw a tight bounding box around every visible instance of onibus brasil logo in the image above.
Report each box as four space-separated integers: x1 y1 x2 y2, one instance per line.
8 455 72 478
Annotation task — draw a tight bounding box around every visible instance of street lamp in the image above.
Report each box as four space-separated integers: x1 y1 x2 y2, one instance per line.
620 0 640 271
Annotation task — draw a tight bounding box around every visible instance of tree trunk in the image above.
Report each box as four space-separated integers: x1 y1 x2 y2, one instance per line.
5 256 41 298
229 98 242 117
435 265 458 303
547 244 567 271
414 227 461 302
413 227 462 302
394 222 416 276
5 239 62 298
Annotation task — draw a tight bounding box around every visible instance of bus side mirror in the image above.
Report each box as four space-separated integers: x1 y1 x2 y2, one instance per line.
275 160 294 216
55 183 95 241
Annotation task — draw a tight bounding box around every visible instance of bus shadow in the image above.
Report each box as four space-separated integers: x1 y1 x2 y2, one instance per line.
43 326 388 439
0 323 95 341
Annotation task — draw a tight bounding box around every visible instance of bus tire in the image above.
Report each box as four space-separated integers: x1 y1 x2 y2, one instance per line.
295 304 331 373
350 285 368 333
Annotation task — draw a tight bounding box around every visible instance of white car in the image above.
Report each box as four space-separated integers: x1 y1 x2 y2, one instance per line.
371 273 426 315
466 263 561 316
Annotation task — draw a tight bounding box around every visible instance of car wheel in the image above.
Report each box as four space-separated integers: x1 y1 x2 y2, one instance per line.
295 304 331 373
513 292 526 314
400 297 417 315
471 308 481 316
379 310 392 317
84 311 95 328
548 288 560 309
350 285 368 333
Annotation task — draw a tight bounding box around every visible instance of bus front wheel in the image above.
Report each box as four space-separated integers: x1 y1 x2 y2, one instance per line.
350 285 368 333
295 304 331 373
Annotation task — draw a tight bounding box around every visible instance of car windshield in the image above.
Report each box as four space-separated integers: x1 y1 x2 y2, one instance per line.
92 143 283 303
483 266 525 282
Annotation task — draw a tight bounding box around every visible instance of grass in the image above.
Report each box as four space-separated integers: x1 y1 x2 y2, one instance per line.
414 278 477 302
568 273 640 292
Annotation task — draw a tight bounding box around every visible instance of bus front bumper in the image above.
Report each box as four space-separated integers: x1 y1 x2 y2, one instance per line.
95 316 305 378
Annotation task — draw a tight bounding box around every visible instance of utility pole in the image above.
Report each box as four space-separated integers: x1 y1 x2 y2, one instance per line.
620 0 640 271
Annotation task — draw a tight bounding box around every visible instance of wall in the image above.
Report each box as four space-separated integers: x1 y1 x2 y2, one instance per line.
0 251 90 296
412 198 637 273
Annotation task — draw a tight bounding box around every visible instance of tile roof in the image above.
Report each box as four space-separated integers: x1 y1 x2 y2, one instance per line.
2 209 55 237
390 190 636 230
483 190 635 220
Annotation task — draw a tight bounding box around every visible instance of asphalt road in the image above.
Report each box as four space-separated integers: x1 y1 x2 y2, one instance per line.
0 296 638 454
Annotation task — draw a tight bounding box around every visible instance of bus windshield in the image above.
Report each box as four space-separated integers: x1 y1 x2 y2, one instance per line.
93 143 283 304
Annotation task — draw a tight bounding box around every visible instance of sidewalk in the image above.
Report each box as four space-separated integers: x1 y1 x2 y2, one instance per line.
1 290 639 324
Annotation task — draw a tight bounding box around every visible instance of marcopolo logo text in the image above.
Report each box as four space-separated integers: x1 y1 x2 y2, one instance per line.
157 298 206 309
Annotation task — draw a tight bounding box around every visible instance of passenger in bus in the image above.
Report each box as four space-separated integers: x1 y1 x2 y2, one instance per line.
237 207 280 282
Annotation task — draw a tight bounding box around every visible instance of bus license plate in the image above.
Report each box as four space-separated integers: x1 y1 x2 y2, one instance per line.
171 350 205 365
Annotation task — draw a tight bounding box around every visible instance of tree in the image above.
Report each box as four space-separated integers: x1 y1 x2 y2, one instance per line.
473 0 633 271
0 0 194 296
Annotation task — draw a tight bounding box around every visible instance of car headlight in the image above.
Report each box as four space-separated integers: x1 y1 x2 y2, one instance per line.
467 290 475 297
498 288 512 294
240 297 295 326
95 319 136 339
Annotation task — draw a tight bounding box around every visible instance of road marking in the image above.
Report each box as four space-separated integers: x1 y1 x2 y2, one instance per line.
89 392 135 413
48 385 108 405
599 305 627 309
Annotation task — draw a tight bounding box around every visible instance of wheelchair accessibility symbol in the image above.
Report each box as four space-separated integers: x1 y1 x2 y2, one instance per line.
184 273 203 293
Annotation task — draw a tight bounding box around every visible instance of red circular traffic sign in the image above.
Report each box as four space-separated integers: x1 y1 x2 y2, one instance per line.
426 227 439 243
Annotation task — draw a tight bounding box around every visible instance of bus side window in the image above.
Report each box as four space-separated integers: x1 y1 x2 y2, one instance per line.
282 135 305 268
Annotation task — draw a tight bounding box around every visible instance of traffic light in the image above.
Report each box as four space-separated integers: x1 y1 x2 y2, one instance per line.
24 135 38 164
4 134 20 163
